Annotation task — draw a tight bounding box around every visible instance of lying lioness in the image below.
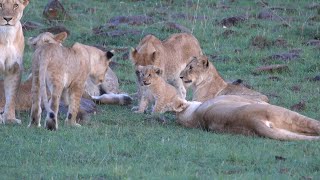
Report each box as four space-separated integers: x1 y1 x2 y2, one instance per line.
175 95 320 140
141 66 320 140
180 55 269 102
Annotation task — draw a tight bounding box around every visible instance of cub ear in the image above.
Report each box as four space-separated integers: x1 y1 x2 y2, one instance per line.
106 50 114 59
199 55 209 68
22 0 29 6
154 67 163 75
54 32 68 43
130 47 138 63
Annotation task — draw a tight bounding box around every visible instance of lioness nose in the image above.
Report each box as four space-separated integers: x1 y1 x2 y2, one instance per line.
4 17 12 22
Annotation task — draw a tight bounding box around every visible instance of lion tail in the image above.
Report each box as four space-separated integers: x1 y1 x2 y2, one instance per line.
38 59 53 118
91 93 132 105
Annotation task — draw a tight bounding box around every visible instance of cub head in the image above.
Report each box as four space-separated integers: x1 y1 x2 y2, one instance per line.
179 55 210 87
89 50 114 85
136 65 163 86
0 0 29 26
27 32 68 49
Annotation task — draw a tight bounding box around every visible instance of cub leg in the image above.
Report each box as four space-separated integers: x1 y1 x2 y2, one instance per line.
171 78 186 99
45 86 63 131
29 72 42 127
2 63 21 124
135 94 149 113
65 85 82 127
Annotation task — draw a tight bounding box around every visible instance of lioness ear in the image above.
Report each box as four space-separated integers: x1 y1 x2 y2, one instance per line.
22 0 29 6
173 99 188 112
106 51 114 60
54 32 68 43
151 51 157 62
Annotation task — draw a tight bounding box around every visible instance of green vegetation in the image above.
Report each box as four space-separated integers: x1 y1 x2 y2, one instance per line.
1 0 320 179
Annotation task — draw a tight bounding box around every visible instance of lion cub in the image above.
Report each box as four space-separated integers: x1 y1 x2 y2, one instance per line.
136 65 185 113
180 55 269 102
0 0 29 124
131 33 202 112
29 32 113 130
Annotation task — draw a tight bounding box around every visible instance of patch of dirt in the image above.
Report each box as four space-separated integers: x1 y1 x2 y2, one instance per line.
290 101 306 111
219 15 247 27
171 13 208 21
254 64 289 73
268 76 281 81
164 22 191 33
305 3 320 10
305 39 320 46
250 35 271 49
43 0 70 21
108 15 153 26
264 49 302 62
273 38 288 47
221 29 237 38
290 85 301 92
275 155 286 161
22 21 44 31
40 25 70 35
107 30 142 37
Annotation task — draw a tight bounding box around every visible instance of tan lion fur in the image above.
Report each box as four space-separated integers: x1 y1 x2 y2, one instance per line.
130 33 202 112
0 0 29 124
180 55 269 102
140 70 320 140
136 65 185 113
175 95 320 141
28 32 113 130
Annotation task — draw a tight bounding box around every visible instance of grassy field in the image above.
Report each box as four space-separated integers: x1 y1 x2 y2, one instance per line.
1 0 320 179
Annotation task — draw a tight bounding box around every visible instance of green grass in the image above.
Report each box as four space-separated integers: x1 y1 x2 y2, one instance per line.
1 0 320 179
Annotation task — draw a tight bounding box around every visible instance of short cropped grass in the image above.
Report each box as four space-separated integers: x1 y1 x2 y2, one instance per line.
1 0 320 179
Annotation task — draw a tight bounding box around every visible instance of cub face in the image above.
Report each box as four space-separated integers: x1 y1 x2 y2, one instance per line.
180 55 209 87
0 0 29 26
89 50 114 85
136 65 163 86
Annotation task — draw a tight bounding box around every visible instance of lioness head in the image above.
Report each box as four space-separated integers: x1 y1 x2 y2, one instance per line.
136 65 163 86
0 0 29 26
27 32 68 49
180 55 209 87
89 50 114 85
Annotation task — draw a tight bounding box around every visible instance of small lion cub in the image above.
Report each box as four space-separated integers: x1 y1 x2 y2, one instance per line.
136 65 185 113
29 32 113 130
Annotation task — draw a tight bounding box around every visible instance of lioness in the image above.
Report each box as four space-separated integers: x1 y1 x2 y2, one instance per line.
136 65 184 113
175 95 320 141
180 55 269 102
141 69 320 140
0 0 29 124
28 32 113 130
131 33 202 112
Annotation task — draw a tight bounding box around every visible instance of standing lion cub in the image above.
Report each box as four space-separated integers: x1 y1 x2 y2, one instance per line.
131 33 202 112
0 0 29 124
28 32 113 130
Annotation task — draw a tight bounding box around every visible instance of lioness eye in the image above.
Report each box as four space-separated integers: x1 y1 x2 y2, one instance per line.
13 4 18 9
189 66 193 70
0 4 2 8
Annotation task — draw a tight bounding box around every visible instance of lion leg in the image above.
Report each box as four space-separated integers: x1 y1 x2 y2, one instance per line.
253 119 320 141
288 113 320 135
134 93 150 113
172 78 186 99
45 86 63 131
29 73 42 127
65 86 82 127
2 63 21 124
